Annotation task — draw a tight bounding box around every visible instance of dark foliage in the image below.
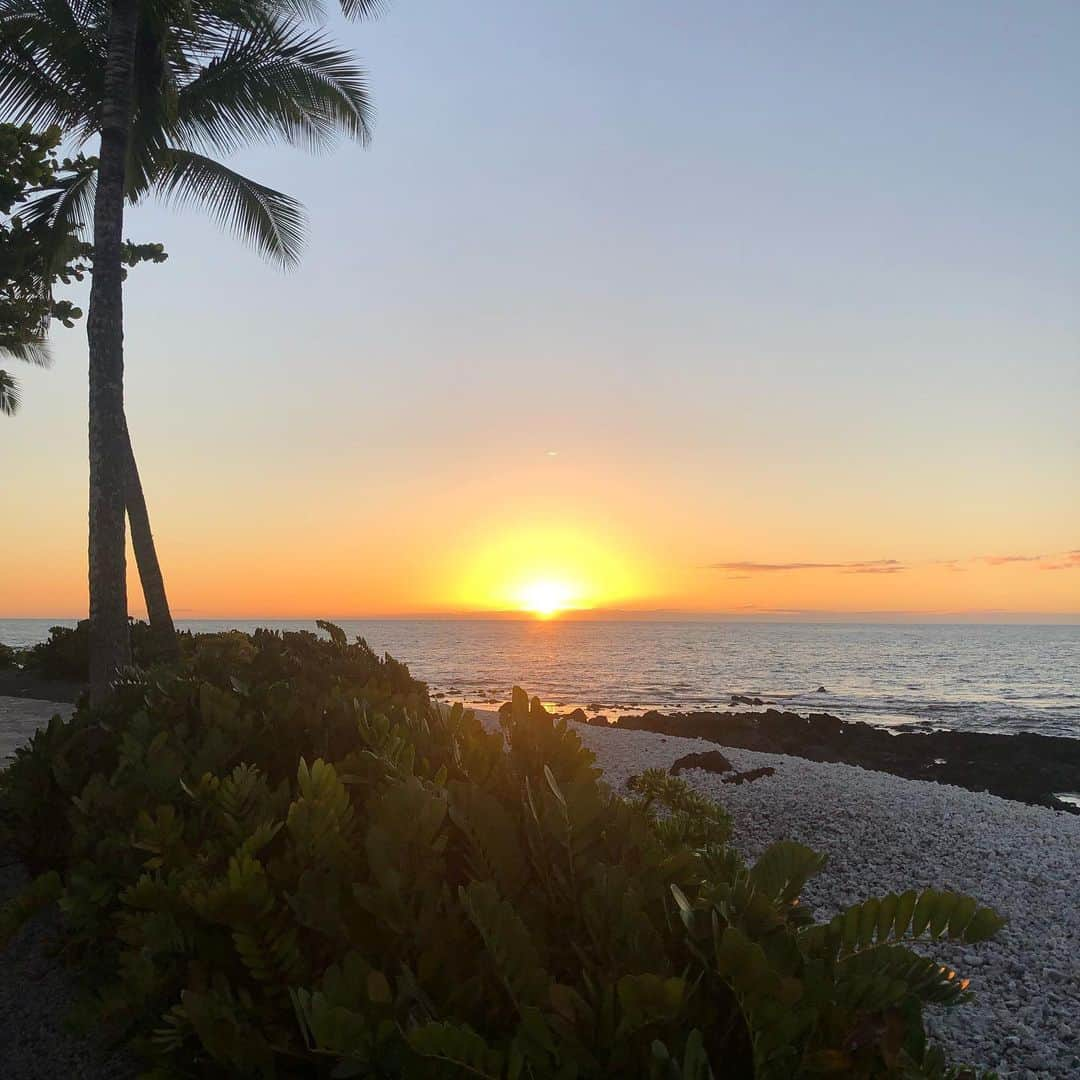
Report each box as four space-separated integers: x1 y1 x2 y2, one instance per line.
0 625 1002 1078
1 122 167 416
20 619 192 682
19 623 96 682
0 124 89 351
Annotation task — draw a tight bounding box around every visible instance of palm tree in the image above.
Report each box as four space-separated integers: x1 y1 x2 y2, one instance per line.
0 343 47 414
0 0 381 699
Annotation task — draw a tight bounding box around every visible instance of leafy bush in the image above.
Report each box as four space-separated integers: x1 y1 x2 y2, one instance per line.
0 624 1003 1078
21 619 190 682
0 640 18 669
20 621 95 680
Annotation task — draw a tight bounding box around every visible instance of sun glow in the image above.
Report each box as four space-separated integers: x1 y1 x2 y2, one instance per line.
515 578 576 618
451 524 647 617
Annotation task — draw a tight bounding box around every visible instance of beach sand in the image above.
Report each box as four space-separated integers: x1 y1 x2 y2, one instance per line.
0 697 71 765
1 698 137 1079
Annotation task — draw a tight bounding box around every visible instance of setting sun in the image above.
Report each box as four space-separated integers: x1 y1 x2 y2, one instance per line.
516 579 576 618
449 523 651 617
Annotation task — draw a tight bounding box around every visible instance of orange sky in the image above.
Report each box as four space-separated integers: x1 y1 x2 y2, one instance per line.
3 431 1077 620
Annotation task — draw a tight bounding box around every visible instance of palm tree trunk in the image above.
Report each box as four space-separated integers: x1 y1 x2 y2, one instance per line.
124 419 178 659
87 0 138 704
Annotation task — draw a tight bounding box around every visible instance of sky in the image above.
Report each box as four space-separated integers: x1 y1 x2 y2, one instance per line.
3 0 1079 620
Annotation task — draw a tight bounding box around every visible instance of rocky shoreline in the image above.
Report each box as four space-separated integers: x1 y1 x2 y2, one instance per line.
561 707 1080 812
0 671 83 704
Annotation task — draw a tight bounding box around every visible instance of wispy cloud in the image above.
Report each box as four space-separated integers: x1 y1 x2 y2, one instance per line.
1040 550 1080 571
709 559 905 575
710 548 1080 577
977 550 1080 571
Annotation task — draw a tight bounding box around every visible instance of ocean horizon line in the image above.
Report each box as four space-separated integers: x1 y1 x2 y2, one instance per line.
4 612 1080 626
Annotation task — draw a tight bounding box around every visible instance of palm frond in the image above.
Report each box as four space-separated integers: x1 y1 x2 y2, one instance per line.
0 338 52 367
152 147 306 266
338 0 384 21
0 0 101 131
1 0 374 275
236 0 328 25
173 20 373 155
182 0 324 34
0 370 21 415
20 162 97 244
0 49 84 129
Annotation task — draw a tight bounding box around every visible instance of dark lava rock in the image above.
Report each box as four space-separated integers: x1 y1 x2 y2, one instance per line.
721 766 776 785
816 686 828 693
586 703 602 712
613 709 1080 812
587 714 609 726
566 708 588 724
670 750 733 775
808 712 843 735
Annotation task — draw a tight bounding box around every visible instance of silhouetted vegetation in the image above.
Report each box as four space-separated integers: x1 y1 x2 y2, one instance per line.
1 122 92 415
17 619 184 683
0 625 1003 1076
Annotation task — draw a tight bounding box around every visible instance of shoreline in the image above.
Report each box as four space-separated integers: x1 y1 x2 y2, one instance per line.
591 707 1080 813
3 683 1078 809
0 673 83 705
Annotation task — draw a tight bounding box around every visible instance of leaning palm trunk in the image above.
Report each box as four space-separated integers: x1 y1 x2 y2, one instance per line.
124 419 178 659
87 0 139 703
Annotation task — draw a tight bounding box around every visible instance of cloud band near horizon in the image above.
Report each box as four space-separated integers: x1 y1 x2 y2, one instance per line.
709 559 905 574
710 550 1080 575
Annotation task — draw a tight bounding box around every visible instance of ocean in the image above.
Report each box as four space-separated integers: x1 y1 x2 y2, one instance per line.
3 619 1078 739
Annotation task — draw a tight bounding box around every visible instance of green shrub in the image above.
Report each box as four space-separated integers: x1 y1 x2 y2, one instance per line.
21 620 95 681
0 640 19 669
20 618 188 682
0 624 1002 1078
